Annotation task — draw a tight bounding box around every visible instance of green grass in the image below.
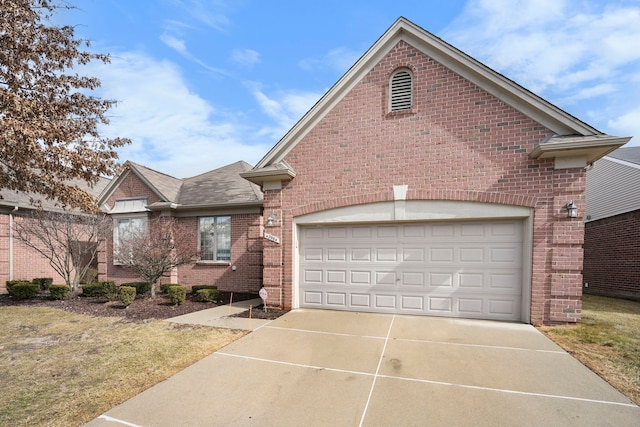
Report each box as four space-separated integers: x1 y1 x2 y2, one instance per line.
539 294 640 405
0 306 247 426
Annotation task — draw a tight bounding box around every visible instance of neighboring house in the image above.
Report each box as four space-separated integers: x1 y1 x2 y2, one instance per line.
241 17 631 324
0 178 110 291
97 160 263 293
584 147 640 301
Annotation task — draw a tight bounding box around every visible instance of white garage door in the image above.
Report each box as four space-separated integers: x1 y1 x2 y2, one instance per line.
299 220 523 321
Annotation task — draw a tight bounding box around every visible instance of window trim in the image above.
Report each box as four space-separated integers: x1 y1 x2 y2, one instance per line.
389 68 414 112
112 213 148 265
198 216 232 264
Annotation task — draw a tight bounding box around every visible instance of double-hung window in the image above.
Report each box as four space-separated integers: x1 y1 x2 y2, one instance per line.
199 216 231 262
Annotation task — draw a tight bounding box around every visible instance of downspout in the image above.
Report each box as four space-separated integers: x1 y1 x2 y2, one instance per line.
9 206 18 281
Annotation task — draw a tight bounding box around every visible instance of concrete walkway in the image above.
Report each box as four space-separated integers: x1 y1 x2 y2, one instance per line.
84 310 640 426
165 298 270 330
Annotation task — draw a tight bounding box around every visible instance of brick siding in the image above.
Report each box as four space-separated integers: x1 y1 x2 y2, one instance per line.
583 209 640 301
0 213 71 292
260 41 586 324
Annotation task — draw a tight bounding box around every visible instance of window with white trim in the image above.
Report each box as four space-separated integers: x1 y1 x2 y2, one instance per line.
113 215 147 264
389 68 413 111
199 216 231 262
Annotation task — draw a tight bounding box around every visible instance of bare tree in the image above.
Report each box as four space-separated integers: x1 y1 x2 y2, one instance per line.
115 217 199 298
13 210 112 290
0 0 130 211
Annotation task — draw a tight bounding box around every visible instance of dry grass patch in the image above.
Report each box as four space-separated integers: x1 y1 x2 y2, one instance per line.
0 306 247 426
538 294 640 405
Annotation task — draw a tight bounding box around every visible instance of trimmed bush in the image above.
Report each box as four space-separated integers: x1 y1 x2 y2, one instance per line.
120 282 151 297
81 281 117 299
168 285 186 305
32 278 54 291
9 282 40 300
160 283 180 294
119 286 136 307
81 282 102 297
191 285 218 294
195 288 221 303
6 280 31 295
49 285 70 300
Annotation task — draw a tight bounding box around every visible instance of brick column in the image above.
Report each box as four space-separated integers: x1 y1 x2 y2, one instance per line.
549 168 585 322
262 186 284 308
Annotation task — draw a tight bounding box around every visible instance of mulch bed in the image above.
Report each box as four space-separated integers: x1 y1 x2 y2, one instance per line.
0 291 288 322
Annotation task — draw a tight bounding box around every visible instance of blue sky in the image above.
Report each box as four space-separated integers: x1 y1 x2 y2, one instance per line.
58 0 640 178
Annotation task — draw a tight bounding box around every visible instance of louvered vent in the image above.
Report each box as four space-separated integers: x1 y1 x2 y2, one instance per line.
390 70 413 111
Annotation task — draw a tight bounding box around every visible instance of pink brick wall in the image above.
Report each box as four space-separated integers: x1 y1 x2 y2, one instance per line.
1 213 69 292
98 172 263 293
260 41 586 324
583 210 640 301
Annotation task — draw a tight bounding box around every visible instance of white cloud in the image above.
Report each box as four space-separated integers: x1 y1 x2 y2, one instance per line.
230 48 261 68
608 110 640 146
160 34 188 56
88 52 272 177
247 83 323 140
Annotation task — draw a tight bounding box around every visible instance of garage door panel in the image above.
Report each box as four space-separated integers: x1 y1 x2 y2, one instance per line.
376 248 398 262
351 271 372 285
351 248 371 261
299 220 524 321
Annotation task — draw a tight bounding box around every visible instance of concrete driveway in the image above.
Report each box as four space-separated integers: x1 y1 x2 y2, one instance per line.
84 309 639 426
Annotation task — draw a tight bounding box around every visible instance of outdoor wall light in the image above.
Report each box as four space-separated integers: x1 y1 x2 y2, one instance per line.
266 214 276 227
566 201 578 218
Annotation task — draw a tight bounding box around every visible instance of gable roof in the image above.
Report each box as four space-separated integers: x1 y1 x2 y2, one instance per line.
99 160 262 212
243 17 629 183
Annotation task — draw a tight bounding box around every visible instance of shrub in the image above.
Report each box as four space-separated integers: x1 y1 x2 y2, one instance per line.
81 282 102 297
121 282 151 297
6 280 31 295
119 286 136 307
81 281 117 299
101 281 118 300
9 282 40 300
168 285 186 305
80 268 98 284
49 285 70 300
191 285 218 294
195 288 221 303
32 278 54 291
160 283 180 294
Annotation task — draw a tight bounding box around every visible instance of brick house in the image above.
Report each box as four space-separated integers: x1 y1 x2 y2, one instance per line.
0 178 110 291
97 160 263 293
583 147 640 301
241 17 630 324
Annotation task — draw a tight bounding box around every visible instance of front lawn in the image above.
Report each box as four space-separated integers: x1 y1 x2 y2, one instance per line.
0 307 247 426
538 294 640 405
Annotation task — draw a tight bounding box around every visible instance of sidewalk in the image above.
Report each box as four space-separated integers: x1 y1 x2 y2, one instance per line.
165 298 271 330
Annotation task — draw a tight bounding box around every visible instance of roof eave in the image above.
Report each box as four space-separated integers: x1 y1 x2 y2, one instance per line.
240 168 297 186
530 135 631 164
147 200 263 211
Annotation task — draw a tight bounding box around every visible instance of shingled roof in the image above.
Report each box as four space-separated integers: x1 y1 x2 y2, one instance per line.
0 176 111 213
99 160 262 212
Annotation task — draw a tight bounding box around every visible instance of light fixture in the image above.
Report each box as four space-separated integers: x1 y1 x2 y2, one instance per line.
266 214 276 227
566 201 578 218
